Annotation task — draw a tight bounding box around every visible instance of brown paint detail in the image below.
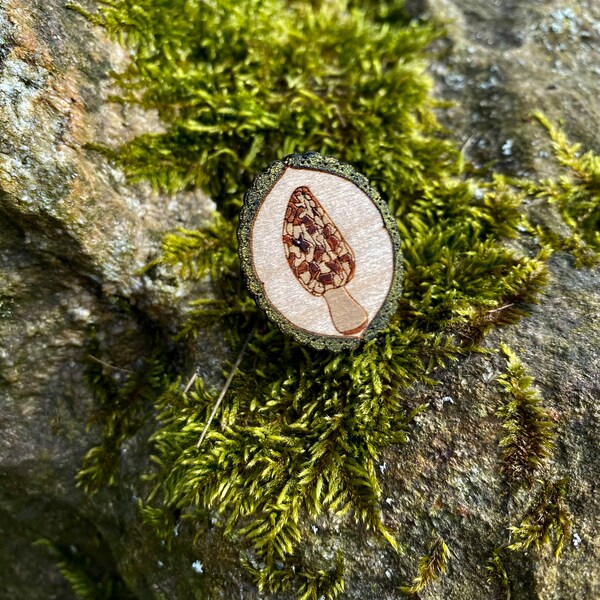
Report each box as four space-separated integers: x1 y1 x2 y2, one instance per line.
282 185 367 335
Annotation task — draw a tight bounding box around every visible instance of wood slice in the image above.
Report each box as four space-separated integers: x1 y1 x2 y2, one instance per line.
239 153 403 351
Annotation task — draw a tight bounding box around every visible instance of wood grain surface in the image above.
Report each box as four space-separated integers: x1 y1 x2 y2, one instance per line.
240 154 402 350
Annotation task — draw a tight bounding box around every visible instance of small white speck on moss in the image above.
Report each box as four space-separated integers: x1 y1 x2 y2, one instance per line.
68 306 91 323
433 395 454 410
192 560 203 574
502 139 514 157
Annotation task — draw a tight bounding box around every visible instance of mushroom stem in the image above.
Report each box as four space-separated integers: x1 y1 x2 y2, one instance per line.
323 287 368 335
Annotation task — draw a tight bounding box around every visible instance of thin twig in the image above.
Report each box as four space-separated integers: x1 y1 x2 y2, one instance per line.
487 303 514 314
183 372 198 395
460 134 476 157
197 325 256 449
87 354 137 374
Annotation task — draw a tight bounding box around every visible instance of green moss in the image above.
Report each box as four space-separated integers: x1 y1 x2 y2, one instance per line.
487 350 570 592
508 478 572 558
496 344 556 487
72 0 445 218
34 538 136 600
77 331 170 495
484 478 572 593
485 547 511 600
518 113 600 267
0 292 15 320
400 533 450 596
244 549 345 600
148 367 416 592
67 0 597 597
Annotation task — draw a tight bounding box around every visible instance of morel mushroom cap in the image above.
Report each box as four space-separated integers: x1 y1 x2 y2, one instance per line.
283 186 367 335
283 186 355 296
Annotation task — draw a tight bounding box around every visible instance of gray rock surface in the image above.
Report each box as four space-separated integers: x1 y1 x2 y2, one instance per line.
1 1 599 599
0 1 211 598
416 0 600 172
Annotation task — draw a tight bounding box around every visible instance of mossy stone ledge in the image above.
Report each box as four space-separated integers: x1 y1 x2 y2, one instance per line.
1 1 599 599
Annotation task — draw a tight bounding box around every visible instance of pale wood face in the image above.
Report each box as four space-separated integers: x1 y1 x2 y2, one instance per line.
251 166 395 340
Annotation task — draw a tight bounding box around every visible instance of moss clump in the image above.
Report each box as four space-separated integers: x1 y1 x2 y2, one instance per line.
400 533 450 596
508 477 572 558
496 344 556 487
68 0 597 597
77 333 169 495
69 0 445 218
34 538 136 600
487 350 571 595
518 113 600 267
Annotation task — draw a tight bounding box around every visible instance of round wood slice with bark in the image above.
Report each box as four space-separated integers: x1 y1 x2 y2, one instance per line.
239 153 403 351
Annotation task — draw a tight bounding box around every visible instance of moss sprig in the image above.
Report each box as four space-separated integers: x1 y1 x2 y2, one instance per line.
244 550 345 600
77 336 169 495
508 478 572 558
485 478 572 594
34 538 136 600
296 551 345 600
496 344 556 487
400 532 450 596
485 547 511 600
518 113 600 266
151 215 239 282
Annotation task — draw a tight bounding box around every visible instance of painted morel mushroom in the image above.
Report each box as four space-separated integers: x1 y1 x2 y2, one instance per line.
283 186 368 335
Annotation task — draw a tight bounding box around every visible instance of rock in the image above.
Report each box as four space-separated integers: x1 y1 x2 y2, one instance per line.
0 0 210 598
0 0 212 290
419 0 600 174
